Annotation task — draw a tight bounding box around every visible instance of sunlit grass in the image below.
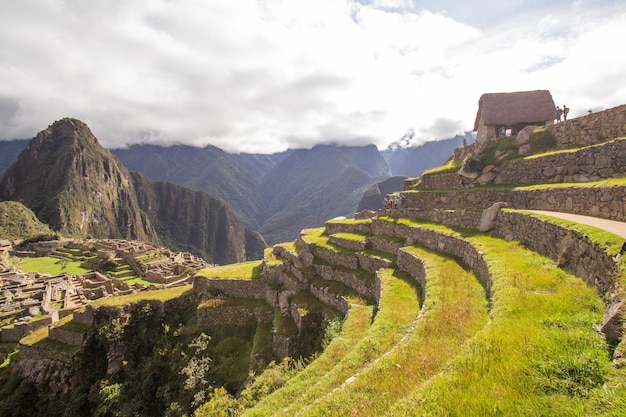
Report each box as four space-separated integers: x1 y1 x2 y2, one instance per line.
331 232 370 243
241 303 374 416
15 256 90 275
421 159 461 175
385 234 614 416
196 260 263 280
300 247 489 417
263 268 420 416
89 285 192 307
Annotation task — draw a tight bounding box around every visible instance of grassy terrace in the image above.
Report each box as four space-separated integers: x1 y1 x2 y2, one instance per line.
330 232 370 243
405 175 626 192
299 247 489 416
89 285 193 307
233 217 626 415
246 267 420 416
302 227 397 263
14 256 90 275
196 260 263 280
382 231 621 416
239 303 375 416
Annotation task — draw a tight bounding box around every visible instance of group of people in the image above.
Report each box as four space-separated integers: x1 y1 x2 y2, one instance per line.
555 105 570 122
383 194 405 209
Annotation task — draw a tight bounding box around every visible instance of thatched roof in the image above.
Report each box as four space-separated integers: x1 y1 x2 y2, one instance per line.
473 90 555 130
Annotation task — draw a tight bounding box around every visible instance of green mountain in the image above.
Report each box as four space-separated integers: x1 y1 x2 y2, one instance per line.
112 144 268 230
259 144 390 243
0 200 53 240
0 118 264 263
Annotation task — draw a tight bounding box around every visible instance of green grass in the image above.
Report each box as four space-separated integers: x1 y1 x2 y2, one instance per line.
384 233 616 416
196 261 263 280
15 256 90 275
331 232 370 243
421 159 462 175
89 285 192 307
300 247 489 416
256 268 420 416
240 303 376 416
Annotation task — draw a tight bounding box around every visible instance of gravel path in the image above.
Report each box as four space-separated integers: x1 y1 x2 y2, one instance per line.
529 210 626 240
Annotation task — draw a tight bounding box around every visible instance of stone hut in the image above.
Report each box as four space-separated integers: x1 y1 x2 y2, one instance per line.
473 90 556 151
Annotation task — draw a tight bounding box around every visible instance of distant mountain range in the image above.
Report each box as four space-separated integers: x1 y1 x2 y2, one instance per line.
0 120 474 250
0 119 264 263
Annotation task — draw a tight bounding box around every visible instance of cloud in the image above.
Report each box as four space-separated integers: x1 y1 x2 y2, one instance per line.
0 0 625 152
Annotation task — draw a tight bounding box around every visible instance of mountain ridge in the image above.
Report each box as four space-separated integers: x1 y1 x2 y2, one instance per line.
0 118 264 263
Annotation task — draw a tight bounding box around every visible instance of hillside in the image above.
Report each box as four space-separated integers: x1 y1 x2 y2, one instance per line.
0 119 263 264
1 105 626 416
0 200 53 240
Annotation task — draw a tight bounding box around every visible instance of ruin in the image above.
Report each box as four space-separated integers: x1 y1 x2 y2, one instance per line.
473 89 556 151
0 238 210 342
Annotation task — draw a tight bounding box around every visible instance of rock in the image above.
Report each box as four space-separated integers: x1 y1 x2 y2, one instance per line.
479 202 507 232
601 299 624 346
515 125 538 146
354 210 377 220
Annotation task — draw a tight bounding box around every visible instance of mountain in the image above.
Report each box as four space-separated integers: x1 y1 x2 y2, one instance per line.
112 144 267 229
0 118 263 263
0 139 28 178
382 132 475 177
114 143 392 245
260 144 390 244
0 119 157 242
0 200 54 240
356 175 408 211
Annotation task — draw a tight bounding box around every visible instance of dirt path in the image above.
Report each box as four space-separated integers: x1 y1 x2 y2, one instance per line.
528 210 626 240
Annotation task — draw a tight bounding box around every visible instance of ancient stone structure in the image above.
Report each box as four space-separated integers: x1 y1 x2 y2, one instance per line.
473 90 556 150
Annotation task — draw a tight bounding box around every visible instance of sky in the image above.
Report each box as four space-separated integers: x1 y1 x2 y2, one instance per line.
0 0 625 153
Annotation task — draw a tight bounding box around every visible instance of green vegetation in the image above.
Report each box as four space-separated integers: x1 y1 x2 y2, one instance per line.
196 260 263 280
0 201 54 240
301 247 489 416
421 159 462 175
14 256 90 275
90 285 192 307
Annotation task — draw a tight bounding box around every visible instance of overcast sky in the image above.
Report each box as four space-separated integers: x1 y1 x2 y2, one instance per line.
1 0 624 153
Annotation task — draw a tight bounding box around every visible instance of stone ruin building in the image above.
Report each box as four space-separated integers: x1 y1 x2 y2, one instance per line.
473 89 556 152
0 238 210 343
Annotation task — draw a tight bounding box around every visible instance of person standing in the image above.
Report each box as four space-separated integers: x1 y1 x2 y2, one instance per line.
556 106 563 123
563 105 569 121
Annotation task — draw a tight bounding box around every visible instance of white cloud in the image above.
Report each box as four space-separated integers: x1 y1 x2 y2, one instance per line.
0 0 624 153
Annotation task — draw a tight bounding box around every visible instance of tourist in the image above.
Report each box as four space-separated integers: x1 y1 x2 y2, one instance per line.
563 105 569 121
555 106 563 123
393 195 399 209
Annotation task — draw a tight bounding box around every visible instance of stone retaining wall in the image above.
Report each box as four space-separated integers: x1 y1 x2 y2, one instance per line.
314 264 375 300
385 208 619 299
193 277 269 301
371 219 492 296
402 185 626 222
396 248 427 304
421 138 626 190
548 104 626 148
309 285 351 314
197 304 272 327
0 316 53 342
48 326 87 347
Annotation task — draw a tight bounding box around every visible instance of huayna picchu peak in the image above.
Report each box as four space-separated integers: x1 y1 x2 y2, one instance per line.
0 118 265 264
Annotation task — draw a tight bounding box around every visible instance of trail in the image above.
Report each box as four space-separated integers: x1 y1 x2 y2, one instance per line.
528 210 626 240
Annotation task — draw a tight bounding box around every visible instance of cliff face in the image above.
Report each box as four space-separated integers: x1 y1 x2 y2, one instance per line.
0 118 264 264
131 172 258 263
